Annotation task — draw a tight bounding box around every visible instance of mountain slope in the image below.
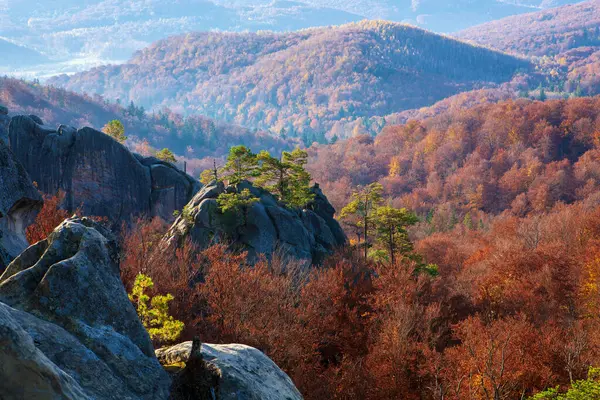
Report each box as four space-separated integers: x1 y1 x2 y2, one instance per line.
0 0 362 77
0 38 48 67
456 0 600 96
456 0 600 56
0 77 292 168
50 21 530 138
307 96 600 218
0 0 579 77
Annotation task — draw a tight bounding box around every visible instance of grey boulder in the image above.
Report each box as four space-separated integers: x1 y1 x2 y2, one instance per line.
163 181 346 266
157 341 303 400
0 217 171 399
0 301 90 399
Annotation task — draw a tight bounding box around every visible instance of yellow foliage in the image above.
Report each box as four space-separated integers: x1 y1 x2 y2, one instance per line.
423 133 439 154
580 257 600 317
388 156 401 177
509 127 520 145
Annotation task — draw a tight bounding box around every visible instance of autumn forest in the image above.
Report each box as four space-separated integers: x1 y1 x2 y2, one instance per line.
4 1 600 399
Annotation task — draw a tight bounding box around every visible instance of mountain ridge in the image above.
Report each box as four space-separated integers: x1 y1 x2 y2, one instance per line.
50 20 530 139
0 76 294 170
456 0 600 56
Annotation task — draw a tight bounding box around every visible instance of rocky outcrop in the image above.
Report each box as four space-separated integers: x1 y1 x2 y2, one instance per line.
157 339 303 400
163 181 346 265
0 215 304 399
164 337 221 400
8 115 200 223
0 302 91 399
0 217 171 399
0 137 42 271
0 104 9 141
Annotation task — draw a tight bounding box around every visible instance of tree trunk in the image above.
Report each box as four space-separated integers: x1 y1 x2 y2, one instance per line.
364 194 368 261
389 228 394 265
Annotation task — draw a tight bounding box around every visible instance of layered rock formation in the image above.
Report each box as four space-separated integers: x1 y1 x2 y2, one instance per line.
0 137 42 270
0 104 9 141
163 180 346 265
0 217 171 399
157 339 303 400
8 114 200 223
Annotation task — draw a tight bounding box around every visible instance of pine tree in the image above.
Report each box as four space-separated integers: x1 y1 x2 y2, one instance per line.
340 183 384 260
463 212 474 230
255 148 314 208
221 146 258 184
217 189 259 225
155 148 176 164
127 100 137 117
371 205 418 265
200 159 220 185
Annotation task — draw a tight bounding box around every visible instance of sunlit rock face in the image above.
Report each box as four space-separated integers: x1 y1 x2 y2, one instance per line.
157 339 303 400
0 217 171 400
8 114 199 224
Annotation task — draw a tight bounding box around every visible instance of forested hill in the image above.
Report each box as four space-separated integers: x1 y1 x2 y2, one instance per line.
307 96 600 222
0 77 292 168
0 38 48 67
456 0 600 57
456 0 600 97
50 21 530 140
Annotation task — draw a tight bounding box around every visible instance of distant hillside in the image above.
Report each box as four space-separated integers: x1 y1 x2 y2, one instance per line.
0 38 48 67
0 0 576 78
457 0 600 56
51 21 530 139
456 0 600 96
0 0 362 77
0 77 292 172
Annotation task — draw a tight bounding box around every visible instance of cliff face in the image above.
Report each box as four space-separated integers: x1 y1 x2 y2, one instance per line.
163 180 346 266
8 114 200 223
0 105 9 141
0 136 42 270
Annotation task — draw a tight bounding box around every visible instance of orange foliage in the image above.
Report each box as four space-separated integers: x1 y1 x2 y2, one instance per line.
445 315 556 400
309 97 600 222
119 200 600 399
25 191 70 244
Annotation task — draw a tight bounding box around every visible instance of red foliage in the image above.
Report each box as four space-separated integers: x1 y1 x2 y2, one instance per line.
308 97 600 221
25 191 70 244
444 315 556 400
119 196 600 399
